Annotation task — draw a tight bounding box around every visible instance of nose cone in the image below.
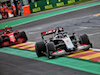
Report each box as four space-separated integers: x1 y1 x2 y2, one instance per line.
65 47 76 52
52 49 66 56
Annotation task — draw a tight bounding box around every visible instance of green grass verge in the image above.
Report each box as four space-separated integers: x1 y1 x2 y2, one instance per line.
0 47 100 74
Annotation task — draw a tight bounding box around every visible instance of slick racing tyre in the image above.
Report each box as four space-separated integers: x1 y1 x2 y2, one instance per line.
35 41 46 57
47 42 55 59
20 31 28 42
79 34 92 47
0 36 3 43
0 36 3 47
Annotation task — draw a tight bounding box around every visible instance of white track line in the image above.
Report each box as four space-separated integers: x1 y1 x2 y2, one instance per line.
88 32 100 36
27 42 36 43
90 48 100 51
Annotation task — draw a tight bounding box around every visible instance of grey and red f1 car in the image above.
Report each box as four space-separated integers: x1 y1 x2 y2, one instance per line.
35 27 92 59
0 27 28 47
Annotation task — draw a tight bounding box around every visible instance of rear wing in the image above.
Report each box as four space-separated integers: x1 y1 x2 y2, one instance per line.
41 27 64 36
0 27 12 32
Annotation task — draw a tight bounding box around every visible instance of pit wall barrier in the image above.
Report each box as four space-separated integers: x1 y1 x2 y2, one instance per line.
30 0 83 13
23 5 31 15
0 0 86 17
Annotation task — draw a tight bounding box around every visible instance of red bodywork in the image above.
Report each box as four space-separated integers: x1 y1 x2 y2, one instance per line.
3 32 16 42
0 27 27 47
42 27 63 36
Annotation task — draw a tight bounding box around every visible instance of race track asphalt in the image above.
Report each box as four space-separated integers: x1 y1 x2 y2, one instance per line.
0 52 95 75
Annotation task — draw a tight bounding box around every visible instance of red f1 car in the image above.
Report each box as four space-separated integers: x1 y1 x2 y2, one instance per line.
0 27 28 47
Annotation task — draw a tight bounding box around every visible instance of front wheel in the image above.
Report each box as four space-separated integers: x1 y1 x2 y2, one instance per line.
35 41 46 57
0 36 3 47
79 34 92 48
47 42 56 59
0 36 3 43
19 31 28 42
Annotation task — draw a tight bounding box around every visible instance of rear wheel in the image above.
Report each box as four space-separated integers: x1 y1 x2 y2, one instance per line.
35 41 46 57
0 36 3 47
79 34 92 48
47 42 56 59
19 31 28 42
0 36 3 43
